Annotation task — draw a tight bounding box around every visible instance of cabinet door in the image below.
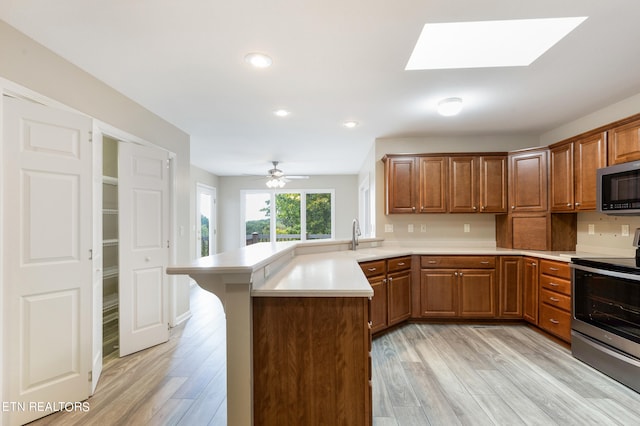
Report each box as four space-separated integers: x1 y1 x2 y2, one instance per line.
385 156 416 214
418 156 447 213
499 257 523 318
387 271 411 326
574 132 607 210
459 269 496 318
479 156 507 213
550 143 574 212
608 117 640 165
369 276 388 333
420 270 457 317
523 257 539 324
509 150 548 212
449 156 477 213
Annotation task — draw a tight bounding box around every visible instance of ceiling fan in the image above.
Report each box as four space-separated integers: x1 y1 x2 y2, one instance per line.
264 161 309 188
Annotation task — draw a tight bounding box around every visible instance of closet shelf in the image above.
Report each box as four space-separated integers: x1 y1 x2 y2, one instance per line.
103 266 119 279
103 239 119 247
103 209 118 215
103 176 118 186
103 293 119 310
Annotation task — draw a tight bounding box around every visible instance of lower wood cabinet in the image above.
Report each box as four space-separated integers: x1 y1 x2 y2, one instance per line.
360 256 411 334
499 256 523 318
538 259 572 342
253 297 371 425
420 256 496 318
523 257 539 324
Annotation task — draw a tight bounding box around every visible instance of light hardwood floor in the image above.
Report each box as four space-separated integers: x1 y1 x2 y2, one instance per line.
30 285 640 425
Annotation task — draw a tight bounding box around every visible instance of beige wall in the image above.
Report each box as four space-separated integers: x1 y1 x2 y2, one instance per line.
218 175 358 252
0 20 193 322
372 134 538 245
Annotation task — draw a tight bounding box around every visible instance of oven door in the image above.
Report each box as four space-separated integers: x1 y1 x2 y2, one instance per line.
572 264 640 359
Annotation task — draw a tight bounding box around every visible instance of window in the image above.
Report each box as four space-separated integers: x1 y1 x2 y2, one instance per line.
196 184 216 257
242 190 335 245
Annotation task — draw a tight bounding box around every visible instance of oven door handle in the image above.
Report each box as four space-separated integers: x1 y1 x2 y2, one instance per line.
571 263 640 282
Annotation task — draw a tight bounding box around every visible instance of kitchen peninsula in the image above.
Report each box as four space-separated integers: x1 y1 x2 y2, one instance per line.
167 239 589 425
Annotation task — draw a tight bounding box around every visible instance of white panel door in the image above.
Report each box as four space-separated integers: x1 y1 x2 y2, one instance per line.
3 96 92 425
90 129 103 394
118 142 169 356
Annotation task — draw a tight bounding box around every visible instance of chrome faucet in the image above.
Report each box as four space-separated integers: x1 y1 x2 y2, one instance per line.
352 218 361 250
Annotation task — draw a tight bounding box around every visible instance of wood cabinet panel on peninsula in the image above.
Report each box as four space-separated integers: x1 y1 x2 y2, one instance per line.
420 256 496 318
523 257 539 324
359 256 411 333
253 297 371 425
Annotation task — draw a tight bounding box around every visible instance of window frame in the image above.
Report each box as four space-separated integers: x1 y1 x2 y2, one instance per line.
240 189 335 246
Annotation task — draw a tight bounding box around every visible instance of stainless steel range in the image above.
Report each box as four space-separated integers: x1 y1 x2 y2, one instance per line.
571 256 640 393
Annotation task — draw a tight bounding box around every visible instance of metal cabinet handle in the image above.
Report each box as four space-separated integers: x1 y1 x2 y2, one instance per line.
473 206 477 210
566 203 572 207
481 205 486 211
549 282 559 287
388 277 393 284
549 297 560 302
549 319 560 325
511 205 516 209
575 202 581 206
397 262 405 266
412 206 416 211
549 267 559 271
480 261 489 264
454 272 458 276
368 268 377 272
428 260 437 264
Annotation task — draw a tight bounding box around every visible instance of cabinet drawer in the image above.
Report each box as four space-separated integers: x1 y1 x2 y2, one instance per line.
539 274 571 296
359 260 386 278
539 259 570 279
540 288 571 312
421 255 495 269
387 256 411 272
539 304 571 342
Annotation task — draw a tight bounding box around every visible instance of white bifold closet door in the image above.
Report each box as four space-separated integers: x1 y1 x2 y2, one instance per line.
3 95 93 425
118 142 170 357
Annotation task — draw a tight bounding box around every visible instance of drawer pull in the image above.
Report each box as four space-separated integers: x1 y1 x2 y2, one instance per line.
367 268 377 272
549 297 560 302
397 262 405 266
549 267 559 271
549 319 560 325
480 261 490 264
428 260 437 264
548 282 559 287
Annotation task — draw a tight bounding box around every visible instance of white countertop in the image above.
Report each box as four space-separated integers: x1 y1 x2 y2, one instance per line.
168 238 609 298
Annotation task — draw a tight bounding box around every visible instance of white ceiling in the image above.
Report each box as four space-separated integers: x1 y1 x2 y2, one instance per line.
2 1 640 177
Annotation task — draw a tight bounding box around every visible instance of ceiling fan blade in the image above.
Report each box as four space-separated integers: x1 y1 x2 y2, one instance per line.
285 175 309 179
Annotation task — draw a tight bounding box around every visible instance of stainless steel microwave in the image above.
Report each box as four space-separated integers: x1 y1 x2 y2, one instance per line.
597 160 640 215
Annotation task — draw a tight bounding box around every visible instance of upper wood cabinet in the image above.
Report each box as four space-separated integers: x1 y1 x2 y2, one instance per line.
479 156 508 213
418 156 447 213
509 148 548 213
608 116 640 165
550 132 607 212
384 153 506 214
384 156 416 214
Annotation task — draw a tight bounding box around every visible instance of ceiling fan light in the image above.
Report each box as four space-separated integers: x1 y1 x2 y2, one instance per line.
437 97 463 116
266 177 285 188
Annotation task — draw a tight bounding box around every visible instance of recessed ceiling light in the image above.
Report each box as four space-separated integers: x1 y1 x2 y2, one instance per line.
244 52 273 68
273 109 290 117
437 98 463 116
406 17 587 70
343 120 359 128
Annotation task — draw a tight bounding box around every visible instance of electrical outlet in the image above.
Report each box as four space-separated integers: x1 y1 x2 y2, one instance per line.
421 224 427 232
408 224 414 233
464 223 470 233
622 224 630 237
384 224 394 233
588 224 595 235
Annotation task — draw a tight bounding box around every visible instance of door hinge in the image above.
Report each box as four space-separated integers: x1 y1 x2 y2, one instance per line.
88 131 92 142
166 159 170 169
89 249 93 260
88 370 92 382
167 240 170 248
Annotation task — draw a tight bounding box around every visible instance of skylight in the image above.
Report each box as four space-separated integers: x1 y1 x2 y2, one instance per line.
405 17 587 70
